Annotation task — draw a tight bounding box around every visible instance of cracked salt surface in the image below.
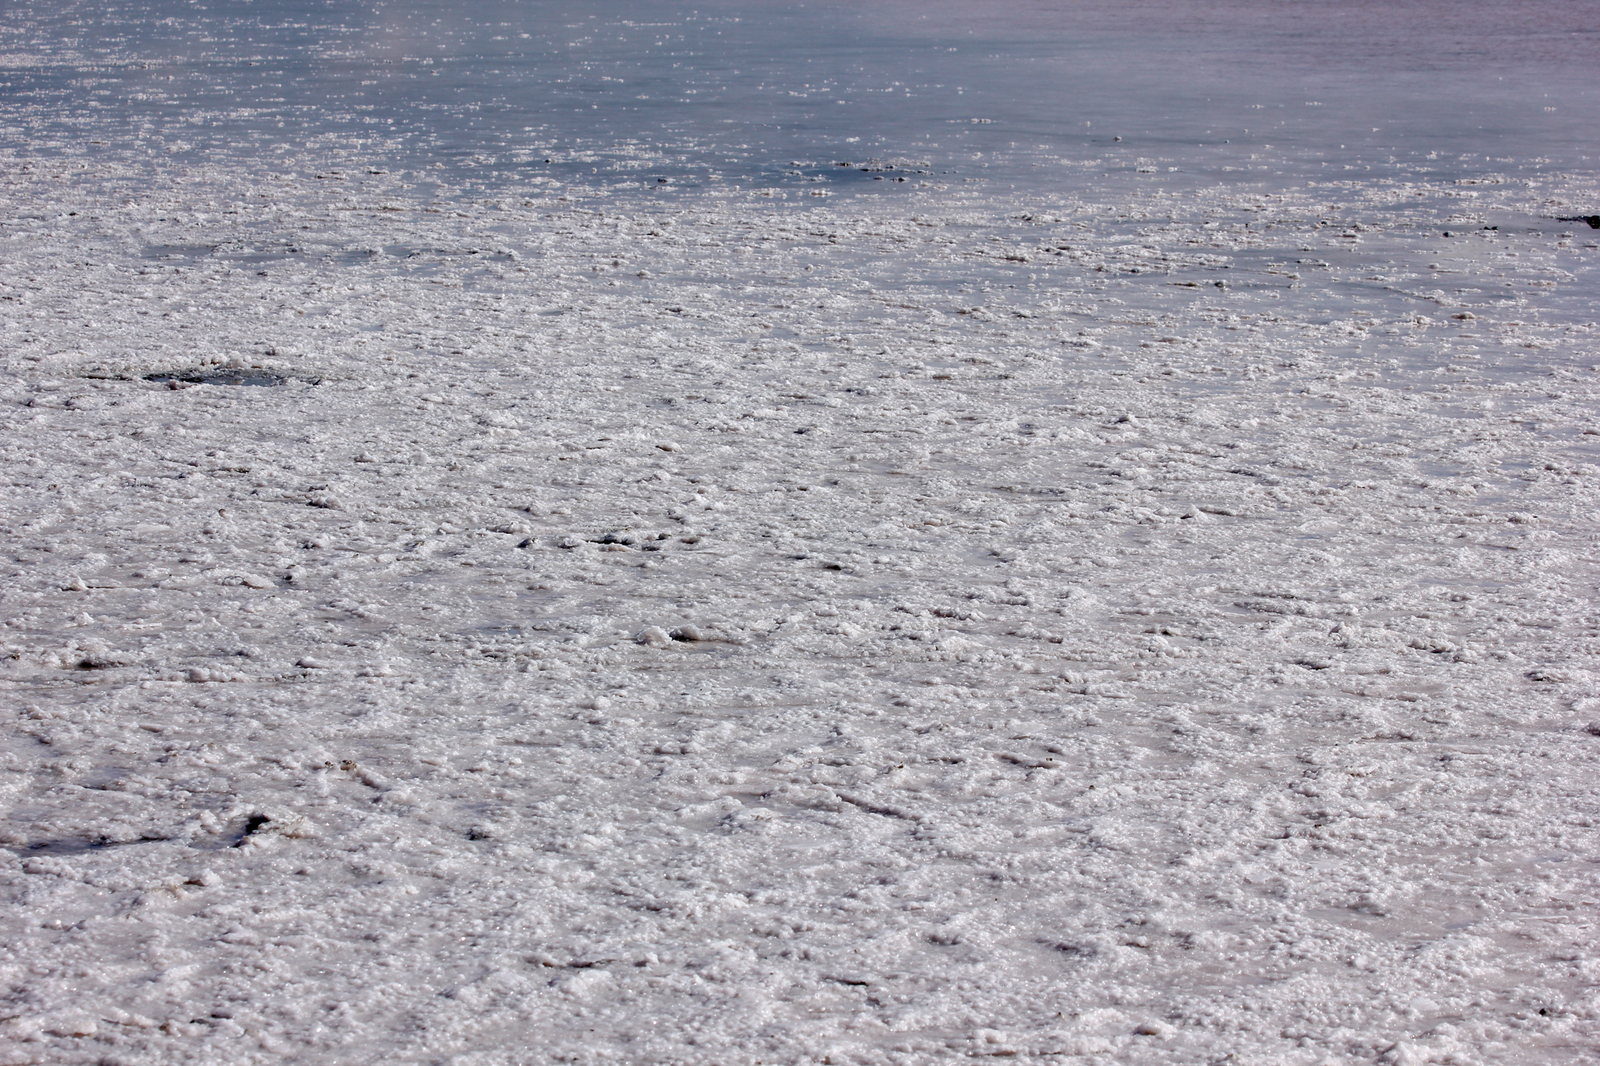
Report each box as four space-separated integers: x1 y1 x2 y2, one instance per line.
3 0 1600 1063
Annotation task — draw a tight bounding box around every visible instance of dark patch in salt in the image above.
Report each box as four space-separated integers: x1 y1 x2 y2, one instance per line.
7 834 176 856
240 814 272 837
146 368 292 387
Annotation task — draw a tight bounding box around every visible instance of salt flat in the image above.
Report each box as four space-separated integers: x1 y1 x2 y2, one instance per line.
3 1 1599 1063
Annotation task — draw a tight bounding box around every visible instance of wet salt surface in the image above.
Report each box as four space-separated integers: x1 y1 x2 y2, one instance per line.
144 368 292 387
4 1 1600 1064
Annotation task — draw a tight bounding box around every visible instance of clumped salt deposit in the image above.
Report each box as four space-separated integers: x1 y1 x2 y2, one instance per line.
3 2 1600 1064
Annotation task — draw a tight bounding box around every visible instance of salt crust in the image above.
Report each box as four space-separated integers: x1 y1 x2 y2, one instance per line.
1 152 1598 1065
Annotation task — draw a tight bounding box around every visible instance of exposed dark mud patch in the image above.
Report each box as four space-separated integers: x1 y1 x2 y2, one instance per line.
145 368 294 387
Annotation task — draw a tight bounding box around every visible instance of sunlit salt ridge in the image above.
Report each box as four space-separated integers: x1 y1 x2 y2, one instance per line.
2 2 1598 1064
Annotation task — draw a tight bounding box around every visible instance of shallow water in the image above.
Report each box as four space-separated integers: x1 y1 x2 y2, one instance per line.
6 0 1597 194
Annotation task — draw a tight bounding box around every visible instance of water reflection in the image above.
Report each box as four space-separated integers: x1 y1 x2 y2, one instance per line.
4 0 1595 197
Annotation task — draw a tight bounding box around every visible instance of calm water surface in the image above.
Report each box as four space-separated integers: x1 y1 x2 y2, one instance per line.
4 0 1597 198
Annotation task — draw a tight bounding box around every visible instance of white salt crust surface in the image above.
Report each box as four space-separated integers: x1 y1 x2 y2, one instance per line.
2 159 1599 1066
